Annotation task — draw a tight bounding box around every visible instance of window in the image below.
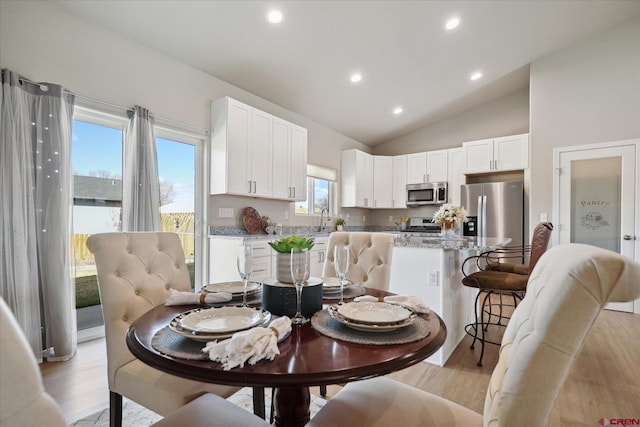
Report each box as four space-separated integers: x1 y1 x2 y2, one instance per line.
295 164 337 215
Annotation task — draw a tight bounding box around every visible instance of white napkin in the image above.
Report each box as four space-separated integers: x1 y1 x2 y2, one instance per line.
202 316 292 370
164 288 232 306
353 295 431 314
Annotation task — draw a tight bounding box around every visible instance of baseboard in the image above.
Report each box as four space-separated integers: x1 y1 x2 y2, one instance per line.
77 325 105 343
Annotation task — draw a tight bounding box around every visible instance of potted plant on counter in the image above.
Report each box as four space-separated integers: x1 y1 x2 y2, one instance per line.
334 217 346 231
269 235 315 283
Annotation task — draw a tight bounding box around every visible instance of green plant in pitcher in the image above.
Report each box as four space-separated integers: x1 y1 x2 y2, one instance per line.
268 235 315 253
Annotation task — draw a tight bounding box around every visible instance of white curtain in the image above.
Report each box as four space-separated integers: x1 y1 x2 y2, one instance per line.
122 105 161 231
0 69 76 361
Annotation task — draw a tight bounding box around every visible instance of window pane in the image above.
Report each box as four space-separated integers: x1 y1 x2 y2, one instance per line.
294 177 311 214
313 178 330 213
72 119 123 324
156 137 196 287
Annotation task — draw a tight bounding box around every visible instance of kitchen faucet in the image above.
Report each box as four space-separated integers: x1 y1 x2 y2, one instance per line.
319 208 330 232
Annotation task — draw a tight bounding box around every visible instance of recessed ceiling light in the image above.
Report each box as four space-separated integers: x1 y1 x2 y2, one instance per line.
470 71 483 81
393 107 403 115
350 73 363 83
445 17 460 30
267 10 283 24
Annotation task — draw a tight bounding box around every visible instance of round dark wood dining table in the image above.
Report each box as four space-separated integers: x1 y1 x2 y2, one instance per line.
126 288 447 427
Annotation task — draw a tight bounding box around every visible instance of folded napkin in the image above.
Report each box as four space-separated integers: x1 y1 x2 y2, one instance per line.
202 316 292 371
353 295 431 314
164 288 232 306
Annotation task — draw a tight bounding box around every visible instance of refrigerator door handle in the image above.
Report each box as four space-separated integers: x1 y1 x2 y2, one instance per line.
477 196 483 238
482 195 487 238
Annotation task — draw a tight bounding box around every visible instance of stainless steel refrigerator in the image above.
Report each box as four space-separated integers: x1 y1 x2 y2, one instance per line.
461 182 524 246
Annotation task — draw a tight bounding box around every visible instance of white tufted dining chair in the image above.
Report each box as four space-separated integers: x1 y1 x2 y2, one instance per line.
322 232 395 291
86 232 239 427
309 243 640 427
0 297 271 427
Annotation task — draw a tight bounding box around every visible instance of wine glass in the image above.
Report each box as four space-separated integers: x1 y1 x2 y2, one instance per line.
290 248 310 325
333 245 350 304
237 245 253 306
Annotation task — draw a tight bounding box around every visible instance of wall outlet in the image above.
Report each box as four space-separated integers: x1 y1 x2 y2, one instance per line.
362 215 366 222
346 213 350 220
540 213 548 222
218 208 234 218
427 271 439 286
389 215 394 222
284 210 289 220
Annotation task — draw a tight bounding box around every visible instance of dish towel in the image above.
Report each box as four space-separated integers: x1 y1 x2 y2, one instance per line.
202 316 292 370
164 288 232 306
353 295 431 314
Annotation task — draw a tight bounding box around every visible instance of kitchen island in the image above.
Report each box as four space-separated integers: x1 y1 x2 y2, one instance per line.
390 234 509 366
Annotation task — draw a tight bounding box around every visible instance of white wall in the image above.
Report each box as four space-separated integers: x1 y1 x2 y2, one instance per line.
373 88 529 156
0 0 369 227
529 18 640 229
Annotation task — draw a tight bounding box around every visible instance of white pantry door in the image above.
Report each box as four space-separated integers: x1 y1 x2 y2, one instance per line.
556 142 637 313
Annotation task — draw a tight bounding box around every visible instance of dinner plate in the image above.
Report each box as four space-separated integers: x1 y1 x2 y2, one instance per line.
328 305 416 332
322 277 351 293
170 308 272 341
202 281 261 297
179 306 266 333
337 301 412 324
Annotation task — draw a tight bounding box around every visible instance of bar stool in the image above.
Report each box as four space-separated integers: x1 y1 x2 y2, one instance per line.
461 222 553 366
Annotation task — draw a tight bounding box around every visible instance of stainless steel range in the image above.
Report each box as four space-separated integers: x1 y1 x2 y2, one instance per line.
406 217 441 234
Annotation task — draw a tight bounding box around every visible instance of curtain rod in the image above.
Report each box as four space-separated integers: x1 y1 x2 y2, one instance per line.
17 77 208 136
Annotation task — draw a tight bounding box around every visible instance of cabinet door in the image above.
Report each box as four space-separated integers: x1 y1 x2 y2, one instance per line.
426 149 448 182
494 134 529 171
406 152 427 184
355 151 374 207
250 109 273 197
272 118 291 200
373 156 393 208
289 125 307 201
463 139 494 174
310 238 328 278
392 155 407 208
224 99 252 195
447 147 465 205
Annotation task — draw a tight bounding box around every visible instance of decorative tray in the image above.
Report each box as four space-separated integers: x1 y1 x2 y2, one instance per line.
241 207 262 234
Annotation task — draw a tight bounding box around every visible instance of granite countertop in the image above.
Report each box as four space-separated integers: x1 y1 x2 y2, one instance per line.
393 234 511 250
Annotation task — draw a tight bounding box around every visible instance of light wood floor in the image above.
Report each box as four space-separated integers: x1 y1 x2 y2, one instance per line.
41 309 640 425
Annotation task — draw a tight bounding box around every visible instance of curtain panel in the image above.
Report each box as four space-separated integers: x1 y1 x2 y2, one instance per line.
0 69 76 361
123 105 161 232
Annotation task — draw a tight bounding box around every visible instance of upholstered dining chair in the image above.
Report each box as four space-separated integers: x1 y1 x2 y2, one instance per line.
308 243 640 427
461 222 553 366
0 297 271 427
322 231 395 291
86 232 239 427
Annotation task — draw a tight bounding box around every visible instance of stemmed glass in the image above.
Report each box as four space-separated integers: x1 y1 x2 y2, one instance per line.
290 248 310 325
237 245 253 306
334 245 350 304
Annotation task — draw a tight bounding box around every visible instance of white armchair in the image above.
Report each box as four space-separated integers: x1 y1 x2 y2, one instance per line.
309 243 640 426
86 232 239 427
322 232 395 291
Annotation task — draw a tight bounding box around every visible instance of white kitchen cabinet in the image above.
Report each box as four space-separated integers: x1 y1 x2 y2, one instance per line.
210 97 307 200
209 237 273 283
406 152 427 184
392 155 407 208
309 237 328 278
341 149 374 208
272 118 307 201
426 149 448 183
447 147 465 205
463 134 529 174
373 156 393 208
407 150 448 184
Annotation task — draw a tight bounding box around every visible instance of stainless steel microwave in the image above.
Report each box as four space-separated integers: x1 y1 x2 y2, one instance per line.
406 182 448 207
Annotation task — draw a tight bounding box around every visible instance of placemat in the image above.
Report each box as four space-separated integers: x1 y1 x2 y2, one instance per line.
311 309 431 345
152 326 208 360
322 285 366 301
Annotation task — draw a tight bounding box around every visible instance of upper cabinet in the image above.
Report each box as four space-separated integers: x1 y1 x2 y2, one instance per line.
406 150 448 184
447 147 465 205
373 156 393 208
463 133 529 174
392 155 407 208
272 118 307 201
341 149 374 208
210 97 307 201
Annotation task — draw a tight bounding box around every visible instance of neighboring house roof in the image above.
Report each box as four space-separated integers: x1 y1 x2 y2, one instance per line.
74 175 122 202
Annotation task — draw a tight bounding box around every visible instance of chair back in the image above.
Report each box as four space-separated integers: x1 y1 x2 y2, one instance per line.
322 232 394 290
484 244 640 426
86 232 191 388
0 298 67 427
527 222 553 274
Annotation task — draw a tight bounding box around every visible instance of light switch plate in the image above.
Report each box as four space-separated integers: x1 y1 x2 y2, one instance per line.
219 208 234 218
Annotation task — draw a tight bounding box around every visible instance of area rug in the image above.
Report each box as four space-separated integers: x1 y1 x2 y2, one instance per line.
70 387 326 426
